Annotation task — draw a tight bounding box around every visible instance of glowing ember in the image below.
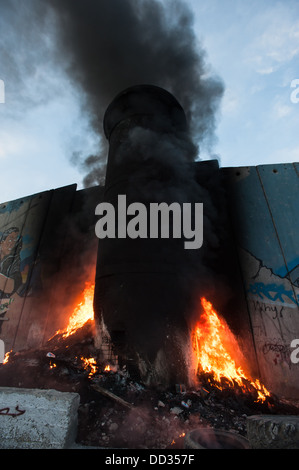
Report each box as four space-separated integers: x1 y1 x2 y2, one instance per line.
171 432 186 446
81 356 97 378
3 351 11 365
192 297 270 402
53 282 95 339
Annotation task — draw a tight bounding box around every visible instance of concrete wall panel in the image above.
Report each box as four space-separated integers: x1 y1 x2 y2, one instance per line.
224 163 299 397
0 185 99 358
0 164 298 398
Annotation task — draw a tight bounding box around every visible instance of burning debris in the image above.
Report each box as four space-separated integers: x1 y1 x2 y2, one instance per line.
3 351 11 365
191 298 270 403
49 282 95 340
0 290 298 449
0 0 297 450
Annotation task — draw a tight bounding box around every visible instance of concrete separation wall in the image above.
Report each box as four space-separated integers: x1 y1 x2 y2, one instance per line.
0 387 80 449
0 162 298 398
223 163 299 398
0 184 101 356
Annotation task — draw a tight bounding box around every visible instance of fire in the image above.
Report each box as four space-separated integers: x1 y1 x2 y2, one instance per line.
171 432 186 446
79 359 113 378
192 297 270 402
3 350 11 365
53 282 95 339
81 356 97 378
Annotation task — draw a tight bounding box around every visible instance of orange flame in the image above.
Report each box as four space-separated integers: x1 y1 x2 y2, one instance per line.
3 350 11 365
104 365 111 372
53 282 95 339
192 297 270 402
81 356 97 378
171 432 186 446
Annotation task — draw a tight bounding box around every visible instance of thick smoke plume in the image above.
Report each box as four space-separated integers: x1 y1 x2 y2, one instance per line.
45 0 224 186
1 0 224 188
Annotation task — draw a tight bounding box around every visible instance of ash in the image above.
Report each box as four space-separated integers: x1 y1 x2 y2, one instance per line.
0 323 298 449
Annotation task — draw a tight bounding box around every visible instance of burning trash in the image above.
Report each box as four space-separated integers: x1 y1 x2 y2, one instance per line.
3 351 11 365
191 298 270 402
50 282 95 340
81 357 98 378
0 281 298 449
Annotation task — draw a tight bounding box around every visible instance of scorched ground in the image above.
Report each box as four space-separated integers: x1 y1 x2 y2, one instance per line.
0 318 298 449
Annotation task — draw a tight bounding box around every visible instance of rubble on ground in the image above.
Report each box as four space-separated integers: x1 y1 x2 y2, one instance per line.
0 323 298 449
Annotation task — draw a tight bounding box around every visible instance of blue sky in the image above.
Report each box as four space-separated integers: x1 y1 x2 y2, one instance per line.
0 0 299 203
189 0 299 166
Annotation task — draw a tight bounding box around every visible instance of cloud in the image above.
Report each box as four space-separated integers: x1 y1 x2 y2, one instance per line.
257 67 277 76
273 102 292 120
0 132 26 160
244 4 299 74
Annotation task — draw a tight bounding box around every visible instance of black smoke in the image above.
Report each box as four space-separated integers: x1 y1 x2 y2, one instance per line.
44 0 224 186
0 0 224 188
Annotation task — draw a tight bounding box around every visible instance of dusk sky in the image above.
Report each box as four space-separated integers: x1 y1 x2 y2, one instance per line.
1 0 299 203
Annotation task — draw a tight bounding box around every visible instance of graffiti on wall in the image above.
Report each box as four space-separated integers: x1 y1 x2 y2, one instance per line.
0 227 23 332
224 163 299 395
240 248 299 306
247 282 298 306
239 247 299 385
0 195 48 352
262 338 293 368
0 185 99 357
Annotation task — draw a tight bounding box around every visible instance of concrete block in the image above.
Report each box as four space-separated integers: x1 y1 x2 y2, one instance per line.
0 387 80 449
247 414 299 449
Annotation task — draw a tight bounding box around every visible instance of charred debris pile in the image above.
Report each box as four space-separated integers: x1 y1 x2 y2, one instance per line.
0 324 298 449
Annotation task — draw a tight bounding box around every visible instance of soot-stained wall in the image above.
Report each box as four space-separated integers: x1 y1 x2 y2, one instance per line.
0 162 298 397
0 184 101 353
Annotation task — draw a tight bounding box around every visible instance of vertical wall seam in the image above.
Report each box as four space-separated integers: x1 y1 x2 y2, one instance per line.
256 167 299 345
257 166 299 309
